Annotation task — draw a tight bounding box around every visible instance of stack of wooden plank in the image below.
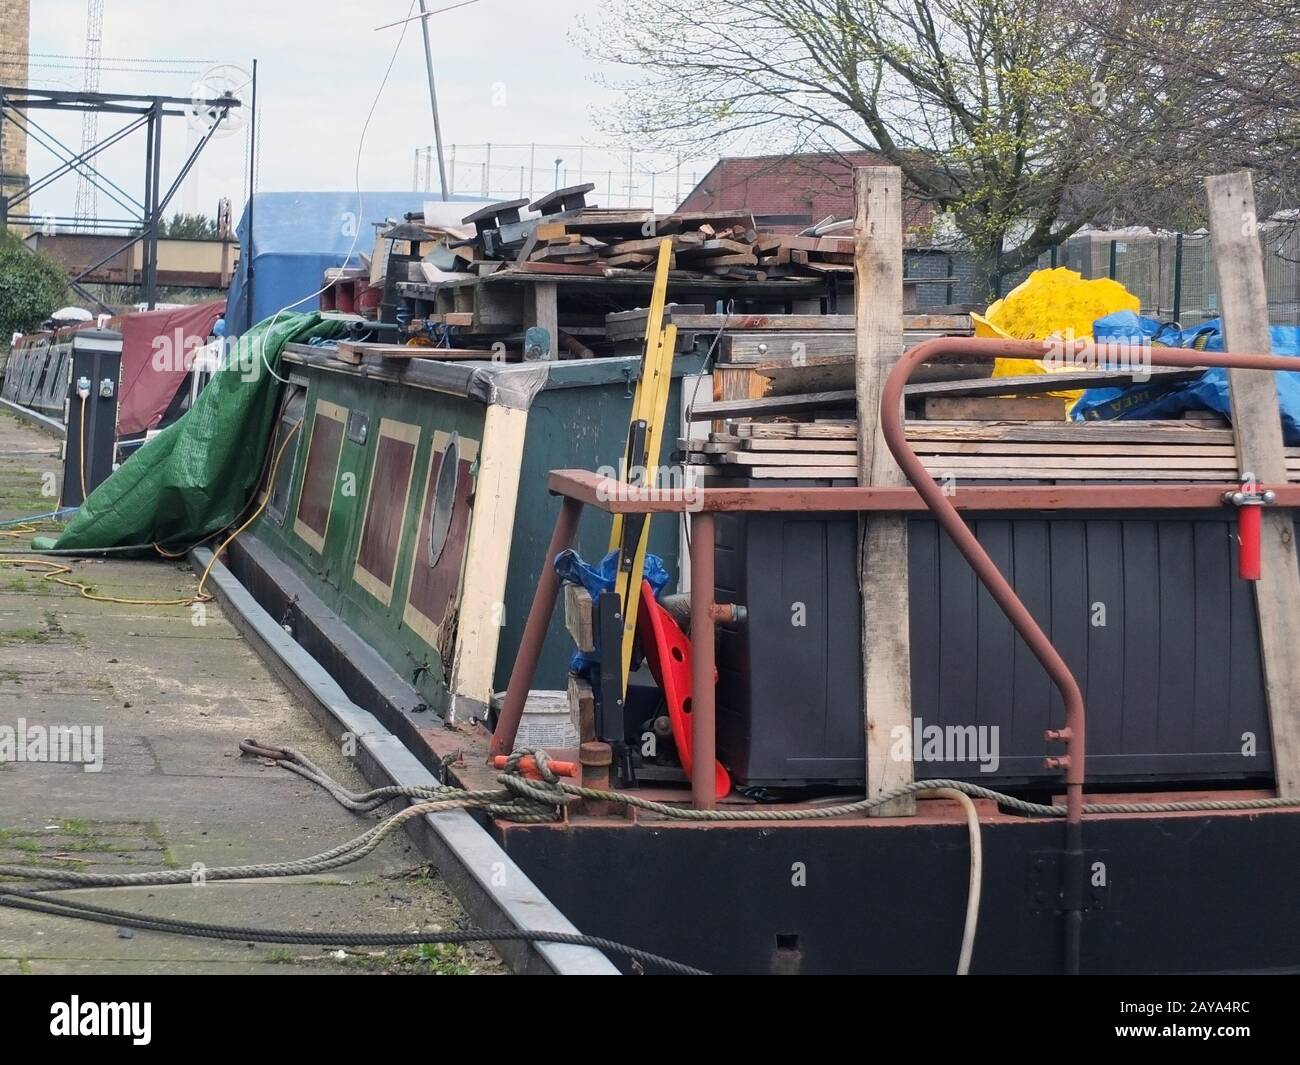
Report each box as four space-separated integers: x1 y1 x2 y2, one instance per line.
689 363 1200 424
461 198 771 281
751 232 856 276
430 183 952 287
681 419 1300 482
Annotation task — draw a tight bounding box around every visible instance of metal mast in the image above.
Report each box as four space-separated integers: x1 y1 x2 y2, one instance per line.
73 0 104 228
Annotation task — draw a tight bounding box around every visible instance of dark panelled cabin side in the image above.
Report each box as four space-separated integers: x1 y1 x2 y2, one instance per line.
714 507 1274 788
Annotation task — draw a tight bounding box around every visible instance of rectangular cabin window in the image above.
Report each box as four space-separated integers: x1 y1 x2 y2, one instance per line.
352 418 421 606
292 399 348 553
266 385 307 527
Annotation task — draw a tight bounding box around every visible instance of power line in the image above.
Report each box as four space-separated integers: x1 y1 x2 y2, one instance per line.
27 63 205 75
0 49 221 64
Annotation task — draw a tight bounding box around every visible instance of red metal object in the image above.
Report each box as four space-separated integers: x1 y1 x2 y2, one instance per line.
1238 503 1263 580
1224 476 1274 581
491 497 584 757
638 579 731 800
544 470 1300 514
490 755 578 779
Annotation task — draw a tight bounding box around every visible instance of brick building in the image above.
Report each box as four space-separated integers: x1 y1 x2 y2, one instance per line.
675 149 935 238
0 0 30 224
676 149 1046 307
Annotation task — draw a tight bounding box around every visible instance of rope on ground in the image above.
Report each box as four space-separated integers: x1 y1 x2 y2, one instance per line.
4 738 1298 975
0 519 67 543
0 738 699 974
0 557 201 607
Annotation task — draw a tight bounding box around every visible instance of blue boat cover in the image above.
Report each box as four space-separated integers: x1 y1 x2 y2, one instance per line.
226 191 486 333
1073 311 1300 443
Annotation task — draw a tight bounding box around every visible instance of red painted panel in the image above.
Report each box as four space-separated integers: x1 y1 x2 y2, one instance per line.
117 299 224 435
296 413 344 541
357 434 417 589
408 450 474 630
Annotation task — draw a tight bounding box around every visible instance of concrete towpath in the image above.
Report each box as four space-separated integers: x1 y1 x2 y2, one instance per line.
0 409 502 974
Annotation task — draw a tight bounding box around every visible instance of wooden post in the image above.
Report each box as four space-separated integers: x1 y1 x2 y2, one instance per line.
1206 170 1300 797
854 166 914 816
528 280 559 359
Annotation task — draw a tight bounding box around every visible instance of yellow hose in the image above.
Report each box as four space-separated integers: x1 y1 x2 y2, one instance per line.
1 419 303 609
194 420 301 599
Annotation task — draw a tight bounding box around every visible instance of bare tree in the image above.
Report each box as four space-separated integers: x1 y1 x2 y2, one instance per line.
1071 0 1299 225
586 0 1296 296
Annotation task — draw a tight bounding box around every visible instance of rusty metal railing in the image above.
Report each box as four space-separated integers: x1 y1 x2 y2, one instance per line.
497 338 1300 821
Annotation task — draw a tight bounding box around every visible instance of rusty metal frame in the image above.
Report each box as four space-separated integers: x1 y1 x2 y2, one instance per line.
497 338 1300 816
542 470 1300 513
483 336 1300 976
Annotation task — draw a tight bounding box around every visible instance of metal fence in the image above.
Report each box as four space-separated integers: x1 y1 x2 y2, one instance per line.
413 142 716 214
1046 228 1300 327
903 227 1300 324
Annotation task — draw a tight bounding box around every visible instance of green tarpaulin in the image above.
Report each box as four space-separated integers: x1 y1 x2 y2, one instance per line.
48 312 343 551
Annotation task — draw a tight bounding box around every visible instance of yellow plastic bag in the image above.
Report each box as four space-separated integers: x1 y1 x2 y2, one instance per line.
972 267 1140 407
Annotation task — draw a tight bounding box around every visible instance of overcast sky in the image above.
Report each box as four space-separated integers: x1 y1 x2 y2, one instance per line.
21 0 705 225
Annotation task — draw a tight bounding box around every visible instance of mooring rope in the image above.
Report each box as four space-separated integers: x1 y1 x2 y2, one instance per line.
3 738 1297 976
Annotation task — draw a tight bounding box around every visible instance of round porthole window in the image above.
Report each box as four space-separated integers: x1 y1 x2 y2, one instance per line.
427 434 459 567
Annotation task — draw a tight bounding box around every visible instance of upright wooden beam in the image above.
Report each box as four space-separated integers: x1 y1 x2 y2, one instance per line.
1206 170 1300 796
528 281 559 359
854 166 914 816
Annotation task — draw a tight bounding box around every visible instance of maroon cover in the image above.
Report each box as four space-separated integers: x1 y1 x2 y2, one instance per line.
116 300 225 435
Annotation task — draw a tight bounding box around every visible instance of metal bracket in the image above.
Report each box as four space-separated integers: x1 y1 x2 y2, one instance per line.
346 410 370 445
1222 471 1276 508
1029 849 1108 914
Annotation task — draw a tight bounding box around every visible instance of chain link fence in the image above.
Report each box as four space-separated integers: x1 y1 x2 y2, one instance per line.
906 226 1300 324
1043 227 1300 328
413 142 715 214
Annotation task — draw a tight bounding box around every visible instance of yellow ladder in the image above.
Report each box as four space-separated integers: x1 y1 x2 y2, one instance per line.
606 238 678 698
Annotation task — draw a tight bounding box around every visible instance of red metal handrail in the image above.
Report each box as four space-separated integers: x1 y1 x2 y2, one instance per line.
880 336 1299 827
881 336 1298 973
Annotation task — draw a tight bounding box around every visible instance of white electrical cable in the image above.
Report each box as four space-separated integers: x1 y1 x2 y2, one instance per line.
920 788 984 975
255 0 420 385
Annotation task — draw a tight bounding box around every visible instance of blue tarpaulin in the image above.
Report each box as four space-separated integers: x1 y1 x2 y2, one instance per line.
554 548 671 678
226 191 487 334
1073 312 1300 443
